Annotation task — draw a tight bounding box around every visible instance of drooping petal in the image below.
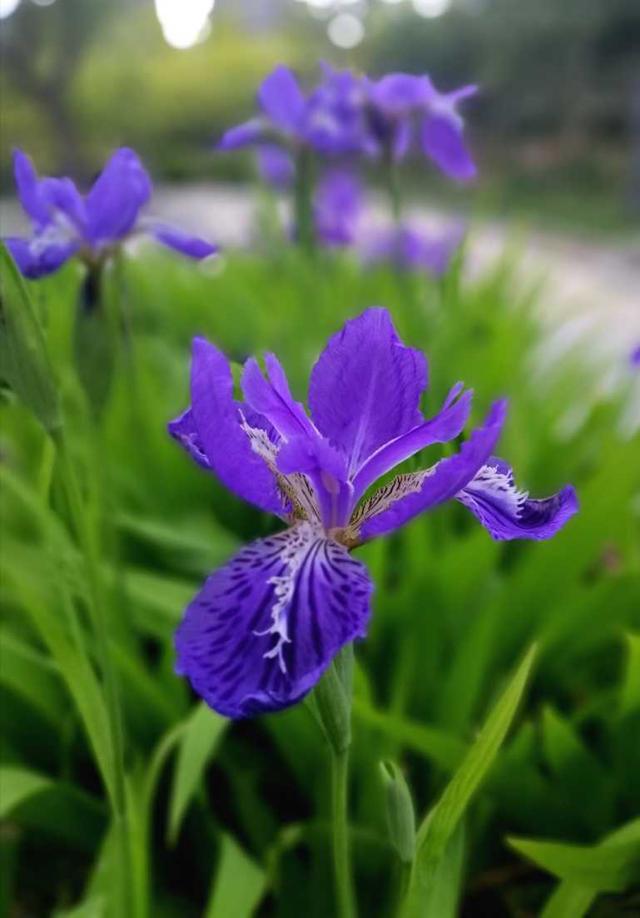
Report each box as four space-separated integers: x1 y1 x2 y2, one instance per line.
351 384 472 500
217 118 267 150
167 407 211 469
5 236 78 279
308 308 428 475
358 400 507 540
85 148 153 244
189 337 284 516
241 353 316 441
421 112 476 181
175 523 373 718
150 224 218 259
258 65 306 134
256 144 295 189
456 458 579 540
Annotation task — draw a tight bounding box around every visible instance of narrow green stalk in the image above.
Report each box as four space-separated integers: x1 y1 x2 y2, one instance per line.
294 146 316 253
52 429 133 917
311 644 357 917
331 747 356 918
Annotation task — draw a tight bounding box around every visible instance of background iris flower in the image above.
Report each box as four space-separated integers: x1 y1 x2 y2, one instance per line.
169 308 577 719
5 148 217 279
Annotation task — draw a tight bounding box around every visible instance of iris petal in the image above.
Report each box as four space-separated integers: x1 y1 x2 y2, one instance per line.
175 524 372 718
456 458 579 540
86 148 152 244
151 224 218 260
5 236 78 279
359 400 507 540
308 308 428 475
421 113 476 182
187 337 284 516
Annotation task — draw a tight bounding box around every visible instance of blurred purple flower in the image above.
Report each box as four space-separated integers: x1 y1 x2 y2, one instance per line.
630 344 640 369
363 223 464 276
367 73 478 180
5 148 217 279
218 64 374 160
314 169 364 246
169 308 577 718
256 145 295 190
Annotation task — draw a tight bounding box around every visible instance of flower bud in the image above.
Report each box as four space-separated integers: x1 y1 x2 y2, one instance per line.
380 760 416 865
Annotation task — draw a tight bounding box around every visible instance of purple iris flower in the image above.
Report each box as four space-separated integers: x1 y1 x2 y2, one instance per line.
363 223 464 276
367 73 477 180
314 169 364 247
169 308 578 718
5 148 217 279
218 64 373 166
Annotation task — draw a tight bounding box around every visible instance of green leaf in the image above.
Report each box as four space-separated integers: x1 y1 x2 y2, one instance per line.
540 819 640 918
404 645 536 915
511 817 640 901
0 244 62 433
620 632 640 716
167 702 227 843
421 822 466 918
205 833 265 918
0 766 52 818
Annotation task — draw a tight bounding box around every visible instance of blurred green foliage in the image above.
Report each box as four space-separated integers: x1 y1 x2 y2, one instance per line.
1 233 639 915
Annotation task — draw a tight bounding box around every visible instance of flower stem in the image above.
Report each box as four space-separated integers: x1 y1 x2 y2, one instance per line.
311 644 357 917
331 745 356 918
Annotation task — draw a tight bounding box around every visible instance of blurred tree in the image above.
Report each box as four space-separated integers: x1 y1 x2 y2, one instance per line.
0 0 131 176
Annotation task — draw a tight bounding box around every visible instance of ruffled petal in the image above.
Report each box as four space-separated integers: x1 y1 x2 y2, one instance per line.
187 337 284 516
5 236 78 279
258 65 306 134
421 112 476 181
358 400 507 540
308 308 428 475
85 148 152 244
150 224 218 259
456 458 579 540
352 384 472 500
175 524 373 717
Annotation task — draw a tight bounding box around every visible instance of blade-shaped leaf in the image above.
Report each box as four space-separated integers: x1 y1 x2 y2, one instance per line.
511 817 640 896
0 766 52 818
205 833 265 918
167 702 227 843
404 645 536 915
